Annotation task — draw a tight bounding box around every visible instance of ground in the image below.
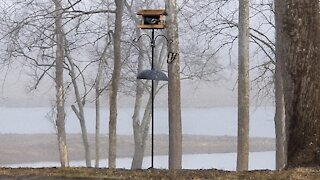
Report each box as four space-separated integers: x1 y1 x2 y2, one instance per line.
0 167 320 179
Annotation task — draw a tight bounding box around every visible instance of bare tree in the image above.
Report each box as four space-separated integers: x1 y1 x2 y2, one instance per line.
274 0 286 170
278 0 320 168
108 0 124 169
94 47 106 168
0 0 285 170
130 37 166 169
130 28 150 169
165 0 182 170
95 75 101 168
53 0 69 167
123 0 154 169
131 91 153 169
0 0 119 167
237 0 250 171
121 0 226 169
94 30 113 167
122 1 148 169
250 1 286 169
95 61 103 168
181 0 287 170
65 45 91 167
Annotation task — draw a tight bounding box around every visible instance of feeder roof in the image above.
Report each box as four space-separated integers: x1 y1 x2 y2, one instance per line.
137 9 167 16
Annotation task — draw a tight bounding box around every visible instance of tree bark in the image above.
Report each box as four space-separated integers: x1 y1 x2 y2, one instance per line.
123 2 152 169
95 56 104 168
279 0 320 168
165 0 182 170
130 27 149 169
131 95 152 169
237 0 250 171
274 0 286 170
67 57 91 167
274 65 286 170
96 31 111 168
108 0 124 169
53 0 69 168
95 76 101 168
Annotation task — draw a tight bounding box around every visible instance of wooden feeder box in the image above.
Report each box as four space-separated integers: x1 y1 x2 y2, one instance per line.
137 9 167 29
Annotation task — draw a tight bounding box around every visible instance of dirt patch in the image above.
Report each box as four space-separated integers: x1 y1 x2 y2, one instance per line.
0 167 319 179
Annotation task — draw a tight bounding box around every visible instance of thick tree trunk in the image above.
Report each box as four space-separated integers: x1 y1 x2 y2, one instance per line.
108 0 124 169
131 56 145 169
131 137 144 169
165 0 182 170
274 64 286 170
279 0 320 168
53 0 69 168
237 0 250 171
131 96 152 169
274 0 286 170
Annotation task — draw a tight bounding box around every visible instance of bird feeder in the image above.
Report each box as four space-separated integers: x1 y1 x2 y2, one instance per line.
137 9 167 29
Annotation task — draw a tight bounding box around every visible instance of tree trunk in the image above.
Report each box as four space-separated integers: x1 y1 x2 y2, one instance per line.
95 38 109 168
131 49 162 169
130 54 145 169
165 0 182 170
274 63 286 170
131 26 149 169
108 0 124 169
53 0 69 168
278 0 320 168
131 95 152 169
127 4 167 166
274 0 286 170
66 51 91 167
237 0 250 171
95 79 101 168
95 59 103 168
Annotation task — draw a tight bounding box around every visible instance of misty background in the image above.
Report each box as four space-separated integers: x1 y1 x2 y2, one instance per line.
0 60 272 108
0 0 277 170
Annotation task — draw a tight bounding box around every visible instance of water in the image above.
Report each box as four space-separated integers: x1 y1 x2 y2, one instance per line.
0 106 276 170
0 106 275 137
6 151 275 170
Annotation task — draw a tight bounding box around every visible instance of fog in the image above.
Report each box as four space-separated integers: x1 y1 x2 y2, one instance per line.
0 0 276 170
0 66 241 107
0 0 275 108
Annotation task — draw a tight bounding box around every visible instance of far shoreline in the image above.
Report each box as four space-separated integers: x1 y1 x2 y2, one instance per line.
0 134 275 165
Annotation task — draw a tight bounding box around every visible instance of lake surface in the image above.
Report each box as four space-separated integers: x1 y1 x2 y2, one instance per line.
6 151 275 170
0 106 275 137
0 106 276 170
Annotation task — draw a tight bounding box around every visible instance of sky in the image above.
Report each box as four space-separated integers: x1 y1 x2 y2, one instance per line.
0 66 239 107
0 0 275 108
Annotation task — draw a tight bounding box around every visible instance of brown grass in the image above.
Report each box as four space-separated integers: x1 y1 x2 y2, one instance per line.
0 167 320 179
